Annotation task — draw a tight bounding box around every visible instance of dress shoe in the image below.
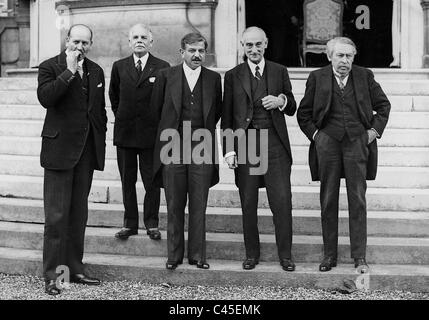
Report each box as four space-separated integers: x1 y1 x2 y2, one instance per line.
189 259 210 269
280 258 296 272
70 273 101 286
354 258 369 273
242 258 259 270
319 256 337 272
45 280 61 296
115 228 137 240
147 228 161 240
166 260 182 270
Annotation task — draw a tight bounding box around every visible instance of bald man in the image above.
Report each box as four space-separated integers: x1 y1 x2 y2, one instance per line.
221 27 297 271
109 24 170 241
37 24 107 295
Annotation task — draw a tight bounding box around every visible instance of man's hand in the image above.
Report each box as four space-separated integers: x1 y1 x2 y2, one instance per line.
225 155 238 169
262 95 284 110
367 129 377 144
66 50 80 74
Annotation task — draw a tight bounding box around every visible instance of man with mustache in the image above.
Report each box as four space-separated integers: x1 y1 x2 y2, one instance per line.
297 37 391 273
151 33 222 270
109 24 169 241
221 27 297 272
37 24 107 295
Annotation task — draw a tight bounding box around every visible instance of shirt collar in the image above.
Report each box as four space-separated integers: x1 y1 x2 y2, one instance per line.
332 66 350 84
247 58 265 76
134 53 149 66
183 62 201 76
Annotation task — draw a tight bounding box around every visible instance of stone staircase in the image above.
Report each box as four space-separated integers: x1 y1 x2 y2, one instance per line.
0 70 428 293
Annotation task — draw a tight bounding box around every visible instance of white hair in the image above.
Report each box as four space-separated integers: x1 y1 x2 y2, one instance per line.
128 24 153 41
326 37 357 58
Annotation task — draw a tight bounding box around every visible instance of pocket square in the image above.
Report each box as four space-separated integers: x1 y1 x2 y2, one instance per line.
149 77 156 83
97 83 103 88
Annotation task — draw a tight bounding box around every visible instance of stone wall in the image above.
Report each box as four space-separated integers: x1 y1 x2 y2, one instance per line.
56 0 218 76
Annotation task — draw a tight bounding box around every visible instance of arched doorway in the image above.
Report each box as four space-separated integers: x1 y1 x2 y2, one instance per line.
245 0 394 68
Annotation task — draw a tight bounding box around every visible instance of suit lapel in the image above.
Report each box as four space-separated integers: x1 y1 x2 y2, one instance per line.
125 55 138 83
351 66 367 117
265 61 275 94
86 59 99 111
320 66 333 115
201 67 213 126
169 65 183 117
137 53 155 87
236 63 252 102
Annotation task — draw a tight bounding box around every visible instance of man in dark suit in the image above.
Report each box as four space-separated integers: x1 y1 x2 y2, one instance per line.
151 33 222 270
109 24 170 241
297 37 390 273
37 24 107 295
221 27 297 272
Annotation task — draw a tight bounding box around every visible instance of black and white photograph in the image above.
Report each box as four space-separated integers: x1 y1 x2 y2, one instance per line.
0 0 427 309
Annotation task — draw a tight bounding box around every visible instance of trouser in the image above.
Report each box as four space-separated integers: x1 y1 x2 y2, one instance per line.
163 162 213 264
236 127 293 260
116 146 160 230
316 131 368 259
43 136 96 281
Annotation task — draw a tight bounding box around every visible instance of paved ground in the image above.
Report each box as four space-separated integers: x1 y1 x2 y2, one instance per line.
0 273 427 300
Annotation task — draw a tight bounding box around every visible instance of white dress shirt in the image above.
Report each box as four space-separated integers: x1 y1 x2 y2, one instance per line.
183 62 202 92
134 53 149 71
247 58 266 78
332 67 350 87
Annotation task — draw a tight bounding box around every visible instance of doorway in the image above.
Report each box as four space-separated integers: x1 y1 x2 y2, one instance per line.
244 0 394 68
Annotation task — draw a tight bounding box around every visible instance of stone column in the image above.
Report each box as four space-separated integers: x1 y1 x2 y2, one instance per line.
421 0 429 67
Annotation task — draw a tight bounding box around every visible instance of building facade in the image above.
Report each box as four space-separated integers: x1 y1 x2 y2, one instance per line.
0 0 428 76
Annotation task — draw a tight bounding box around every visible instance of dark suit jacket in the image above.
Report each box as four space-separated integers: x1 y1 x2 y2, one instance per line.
151 64 222 188
297 64 391 181
37 51 107 171
221 60 297 188
109 53 170 149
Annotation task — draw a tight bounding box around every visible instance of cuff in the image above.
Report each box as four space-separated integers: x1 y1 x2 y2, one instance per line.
224 151 236 162
312 129 319 141
278 94 288 111
59 69 76 85
370 128 380 138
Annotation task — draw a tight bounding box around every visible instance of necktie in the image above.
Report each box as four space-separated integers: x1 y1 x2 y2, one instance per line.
81 62 88 97
136 59 142 76
76 63 83 78
338 77 345 92
255 65 262 80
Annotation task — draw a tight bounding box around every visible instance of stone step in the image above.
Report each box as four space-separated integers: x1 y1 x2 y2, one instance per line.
0 221 427 264
0 155 427 188
1 136 427 167
1 120 428 147
1 104 428 130
0 247 427 292
1 175 428 211
0 90 427 112
5 76 429 95
0 198 427 238
285 68 429 81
